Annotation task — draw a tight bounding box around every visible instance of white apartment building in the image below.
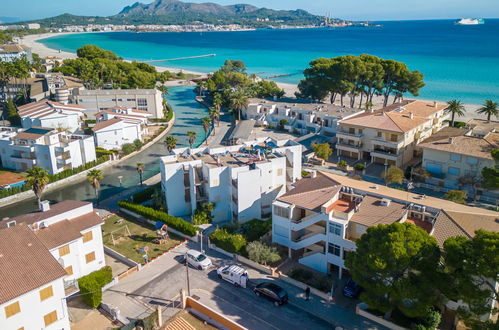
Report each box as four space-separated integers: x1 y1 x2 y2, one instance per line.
70 88 164 118
0 44 32 63
0 126 96 174
336 100 450 167
419 126 498 190
0 225 70 330
272 171 499 277
160 138 303 224
244 98 362 137
17 100 85 133
93 107 151 150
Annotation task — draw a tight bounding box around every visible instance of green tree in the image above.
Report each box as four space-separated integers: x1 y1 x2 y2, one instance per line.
164 135 177 153
444 190 467 204
384 165 404 185
446 100 465 127
312 143 332 161
6 98 21 126
442 231 499 328
26 166 49 207
345 222 441 319
230 90 249 121
246 241 280 265
87 169 104 202
187 131 197 149
476 99 498 122
209 108 219 132
201 116 211 145
136 163 145 186
133 139 143 151
77 45 119 60
122 143 135 155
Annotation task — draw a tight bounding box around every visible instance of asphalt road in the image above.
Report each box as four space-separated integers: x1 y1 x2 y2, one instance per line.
128 257 332 330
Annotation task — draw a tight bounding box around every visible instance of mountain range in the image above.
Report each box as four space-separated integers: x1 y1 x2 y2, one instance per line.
24 0 329 27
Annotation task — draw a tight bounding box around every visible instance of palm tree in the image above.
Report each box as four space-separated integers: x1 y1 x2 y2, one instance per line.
209 108 219 132
477 99 498 122
157 85 169 96
446 100 465 127
26 166 49 208
136 163 145 186
87 169 104 204
201 117 211 145
164 135 177 153
230 90 249 121
187 131 197 149
213 93 222 112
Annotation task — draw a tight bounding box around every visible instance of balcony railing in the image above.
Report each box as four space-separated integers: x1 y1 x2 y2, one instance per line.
336 141 362 149
337 130 363 138
372 148 400 157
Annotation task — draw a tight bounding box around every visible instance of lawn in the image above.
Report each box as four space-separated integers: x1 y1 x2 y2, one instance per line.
102 214 183 264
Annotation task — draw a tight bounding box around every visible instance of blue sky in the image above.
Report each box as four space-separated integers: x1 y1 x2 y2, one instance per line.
2 0 498 21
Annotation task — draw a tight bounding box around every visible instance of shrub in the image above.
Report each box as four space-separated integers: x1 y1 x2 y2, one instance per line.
48 155 109 182
118 201 197 236
84 119 96 124
133 139 143 151
209 228 247 254
338 160 348 168
354 163 365 172
238 218 272 242
289 268 314 281
445 190 468 204
78 266 113 309
122 143 135 155
132 183 161 204
246 241 280 265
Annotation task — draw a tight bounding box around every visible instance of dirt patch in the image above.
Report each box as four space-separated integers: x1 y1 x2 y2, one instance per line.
0 171 25 186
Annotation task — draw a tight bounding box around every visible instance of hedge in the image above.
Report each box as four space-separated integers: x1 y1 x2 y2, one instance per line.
118 201 197 236
78 266 113 308
226 218 272 242
132 182 161 204
209 228 247 254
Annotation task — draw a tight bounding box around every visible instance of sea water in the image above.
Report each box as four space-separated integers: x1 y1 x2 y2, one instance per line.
41 19 499 104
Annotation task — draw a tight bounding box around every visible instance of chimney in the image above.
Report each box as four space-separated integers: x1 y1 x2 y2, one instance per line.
433 101 438 108
39 200 50 212
448 137 454 144
409 112 414 119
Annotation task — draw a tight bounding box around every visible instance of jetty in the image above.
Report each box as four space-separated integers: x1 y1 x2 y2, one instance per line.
143 54 216 63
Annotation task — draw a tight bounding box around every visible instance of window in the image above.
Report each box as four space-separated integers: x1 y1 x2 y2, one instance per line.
127 98 135 101
137 98 147 106
448 167 460 176
277 168 283 176
450 153 461 162
358 129 363 134
377 131 382 138
85 251 96 263
39 286 53 302
329 223 342 236
343 249 349 260
59 245 70 257
83 231 93 243
65 266 73 276
390 134 398 142
467 156 478 165
4 301 20 318
328 243 341 256
273 205 289 218
44 311 58 327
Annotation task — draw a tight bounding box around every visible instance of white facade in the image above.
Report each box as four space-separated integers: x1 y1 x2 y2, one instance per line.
244 99 363 137
0 278 70 330
160 138 303 224
0 127 96 174
71 88 164 118
17 100 85 133
0 44 32 63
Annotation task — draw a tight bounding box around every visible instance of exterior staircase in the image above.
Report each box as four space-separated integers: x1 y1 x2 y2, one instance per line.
164 316 195 330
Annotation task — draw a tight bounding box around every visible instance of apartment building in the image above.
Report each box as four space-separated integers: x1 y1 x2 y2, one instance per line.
419 127 498 190
336 100 449 167
0 44 32 63
0 225 70 330
272 172 499 277
93 107 151 150
0 126 96 174
160 138 303 224
17 100 85 133
244 98 362 137
70 88 164 118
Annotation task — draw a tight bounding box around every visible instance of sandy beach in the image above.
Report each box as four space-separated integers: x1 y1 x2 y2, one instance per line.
21 32 490 122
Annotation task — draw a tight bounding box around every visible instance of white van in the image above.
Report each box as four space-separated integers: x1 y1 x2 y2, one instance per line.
217 265 248 288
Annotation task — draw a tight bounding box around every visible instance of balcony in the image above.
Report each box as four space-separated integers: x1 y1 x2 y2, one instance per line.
57 158 72 166
55 145 70 153
372 137 403 149
10 155 36 165
336 130 363 141
12 144 34 152
231 179 238 189
336 141 362 153
371 148 401 161
290 212 326 231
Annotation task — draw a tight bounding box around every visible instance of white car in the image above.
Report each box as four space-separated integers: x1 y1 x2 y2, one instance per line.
185 249 212 270
217 264 248 288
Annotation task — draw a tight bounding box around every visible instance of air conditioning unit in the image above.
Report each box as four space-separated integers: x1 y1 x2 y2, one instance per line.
39 221 47 229
380 198 391 207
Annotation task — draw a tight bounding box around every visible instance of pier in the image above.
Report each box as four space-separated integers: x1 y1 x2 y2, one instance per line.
143 54 216 63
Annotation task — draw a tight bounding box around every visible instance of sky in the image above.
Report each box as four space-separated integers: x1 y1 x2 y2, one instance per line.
2 0 498 21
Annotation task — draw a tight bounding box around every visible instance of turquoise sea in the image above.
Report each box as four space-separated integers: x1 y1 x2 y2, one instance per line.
41 19 499 104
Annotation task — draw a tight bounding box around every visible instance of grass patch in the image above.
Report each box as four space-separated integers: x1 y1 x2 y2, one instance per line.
102 214 182 264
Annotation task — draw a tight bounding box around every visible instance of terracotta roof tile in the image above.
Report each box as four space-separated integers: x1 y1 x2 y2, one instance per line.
419 132 499 160
349 196 407 226
92 117 123 132
0 224 66 305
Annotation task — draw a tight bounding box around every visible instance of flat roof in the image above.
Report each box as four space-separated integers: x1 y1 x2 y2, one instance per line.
229 120 255 141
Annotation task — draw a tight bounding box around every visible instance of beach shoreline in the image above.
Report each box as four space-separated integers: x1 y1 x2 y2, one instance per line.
21 32 487 121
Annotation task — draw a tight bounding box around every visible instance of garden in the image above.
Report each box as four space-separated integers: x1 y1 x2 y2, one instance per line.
102 214 182 264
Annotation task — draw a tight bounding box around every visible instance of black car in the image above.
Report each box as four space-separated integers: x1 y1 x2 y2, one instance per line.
254 282 288 306
342 278 362 298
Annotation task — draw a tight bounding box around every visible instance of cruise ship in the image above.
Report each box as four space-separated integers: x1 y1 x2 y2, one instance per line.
455 18 485 25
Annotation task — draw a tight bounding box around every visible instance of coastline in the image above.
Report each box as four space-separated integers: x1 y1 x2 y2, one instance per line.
21 32 488 121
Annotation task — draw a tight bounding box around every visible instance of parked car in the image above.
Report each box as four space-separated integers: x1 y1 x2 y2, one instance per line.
217 264 248 288
253 282 288 306
185 249 212 270
342 278 362 298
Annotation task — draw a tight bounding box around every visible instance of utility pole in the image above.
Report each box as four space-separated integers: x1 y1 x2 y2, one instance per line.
185 256 191 296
